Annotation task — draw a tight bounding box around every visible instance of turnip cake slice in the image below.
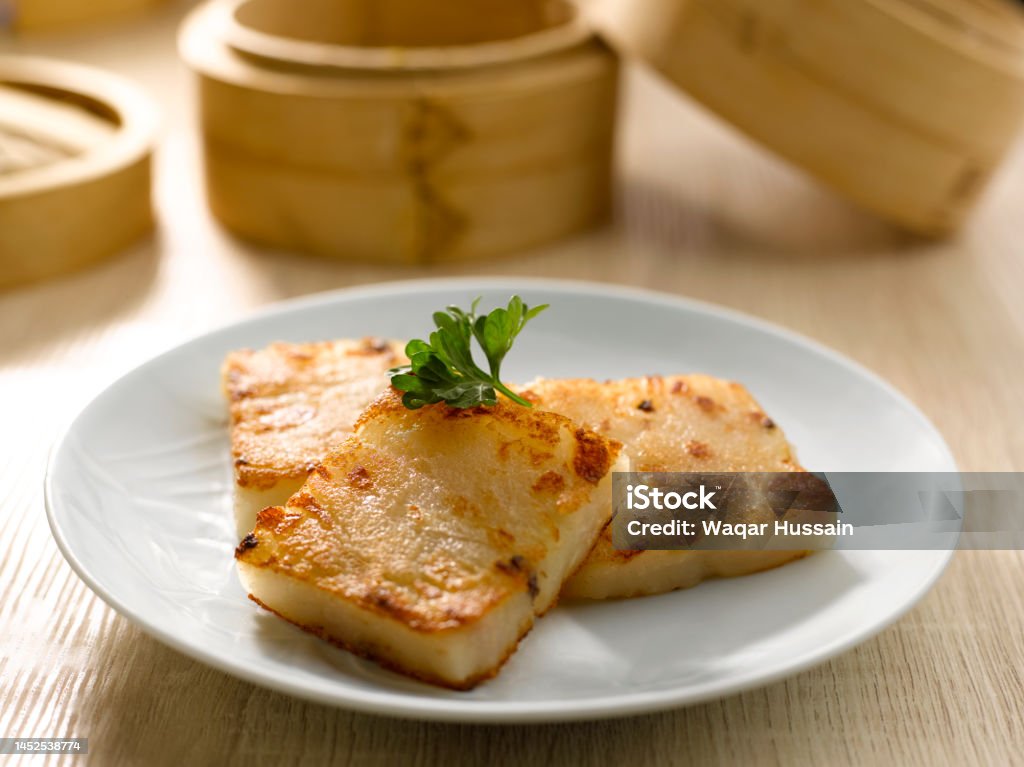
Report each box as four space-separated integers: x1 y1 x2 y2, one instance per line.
235 388 625 689
523 375 813 599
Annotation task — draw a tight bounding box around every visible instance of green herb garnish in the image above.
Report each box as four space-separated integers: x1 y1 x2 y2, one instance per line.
389 295 548 410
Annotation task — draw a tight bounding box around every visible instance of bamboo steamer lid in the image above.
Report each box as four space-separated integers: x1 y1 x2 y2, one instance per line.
0 56 157 289
592 0 1024 235
179 0 619 264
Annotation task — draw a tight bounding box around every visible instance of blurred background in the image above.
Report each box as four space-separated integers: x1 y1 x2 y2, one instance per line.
2 0 1022 466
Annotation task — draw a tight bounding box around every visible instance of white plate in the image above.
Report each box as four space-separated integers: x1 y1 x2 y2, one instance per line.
45 278 956 723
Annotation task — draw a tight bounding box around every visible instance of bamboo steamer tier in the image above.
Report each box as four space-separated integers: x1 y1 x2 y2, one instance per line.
179 0 619 264
592 0 1024 235
0 56 157 290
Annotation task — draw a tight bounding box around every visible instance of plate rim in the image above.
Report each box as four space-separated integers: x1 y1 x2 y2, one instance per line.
44 276 958 723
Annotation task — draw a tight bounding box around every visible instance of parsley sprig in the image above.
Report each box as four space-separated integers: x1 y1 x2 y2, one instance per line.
389 296 548 409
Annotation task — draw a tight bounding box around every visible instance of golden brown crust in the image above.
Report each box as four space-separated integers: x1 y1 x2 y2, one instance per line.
572 427 616 483
238 501 517 633
222 338 407 490
522 374 799 476
222 337 402 400
237 389 622 632
358 387 622 487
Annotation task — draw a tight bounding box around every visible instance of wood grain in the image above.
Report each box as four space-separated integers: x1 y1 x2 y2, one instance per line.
1 2 1022 764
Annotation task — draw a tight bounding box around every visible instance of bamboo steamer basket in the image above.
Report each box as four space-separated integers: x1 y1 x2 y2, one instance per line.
3 0 169 33
591 0 1024 235
0 56 157 289
179 0 619 264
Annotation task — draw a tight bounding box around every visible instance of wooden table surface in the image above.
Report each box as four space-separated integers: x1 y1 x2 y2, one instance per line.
2 4 1022 764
